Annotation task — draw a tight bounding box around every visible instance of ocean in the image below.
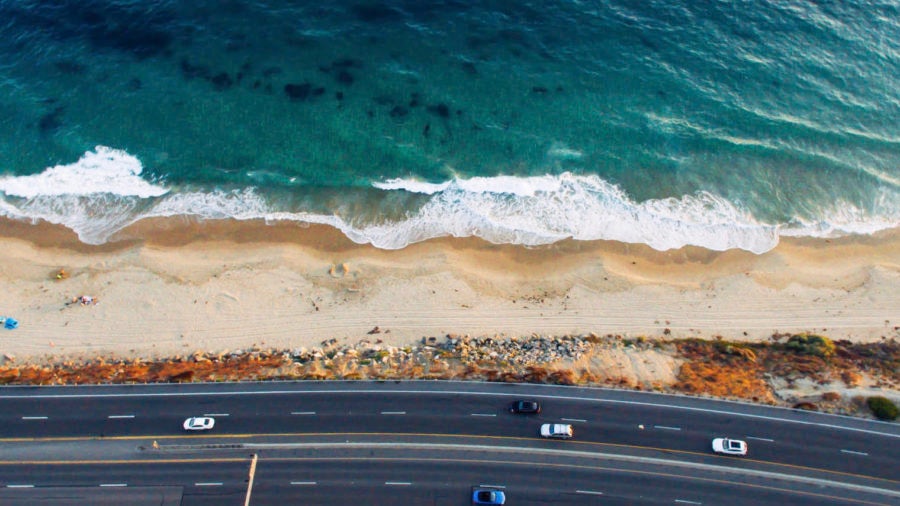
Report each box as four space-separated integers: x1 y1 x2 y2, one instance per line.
0 0 898 253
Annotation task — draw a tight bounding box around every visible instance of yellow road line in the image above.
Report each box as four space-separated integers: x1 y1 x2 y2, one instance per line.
2 432 896 485
0 457 247 465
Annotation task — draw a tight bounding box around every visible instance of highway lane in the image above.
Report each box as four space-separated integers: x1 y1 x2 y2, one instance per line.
251 455 891 506
0 459 249 506
1 384 897 483
0 449 891 506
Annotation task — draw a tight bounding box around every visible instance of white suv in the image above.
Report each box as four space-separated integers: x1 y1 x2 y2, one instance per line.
712 437 748 456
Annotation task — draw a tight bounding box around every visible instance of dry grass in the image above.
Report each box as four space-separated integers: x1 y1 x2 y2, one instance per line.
672 337 900 405
675 360 774 403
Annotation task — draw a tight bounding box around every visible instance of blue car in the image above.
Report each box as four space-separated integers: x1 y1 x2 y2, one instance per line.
472 488 506 505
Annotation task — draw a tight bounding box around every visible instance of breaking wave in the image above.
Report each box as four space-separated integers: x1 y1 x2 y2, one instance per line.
1 147 897 253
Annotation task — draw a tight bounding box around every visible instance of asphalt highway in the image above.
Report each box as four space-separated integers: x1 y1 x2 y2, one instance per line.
0 381 897 505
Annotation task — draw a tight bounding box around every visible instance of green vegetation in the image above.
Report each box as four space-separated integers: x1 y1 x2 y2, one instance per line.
784 334 835 358
866 396 899 421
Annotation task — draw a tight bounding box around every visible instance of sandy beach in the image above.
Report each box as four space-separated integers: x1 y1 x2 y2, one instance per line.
0 217 898 363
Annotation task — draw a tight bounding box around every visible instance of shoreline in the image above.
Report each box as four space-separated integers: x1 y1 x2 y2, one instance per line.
0 216 898 364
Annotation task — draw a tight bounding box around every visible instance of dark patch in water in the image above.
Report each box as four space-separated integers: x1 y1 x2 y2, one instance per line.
460 61 478 75
389 105 409 119
427 103 450 118
336 70 354 85
422 123 431 137
332 58 362 69
351 4 403 22
335 91 344 100
409 93 421 108
180 59 211 80
262 67 283 78
532 86 549 94
373 95 394 106
285 83 312 101
126 78 142 91
81 4 175 59
211 72 234 91
54 60 86 75
0 1 176 60
38 105 65 134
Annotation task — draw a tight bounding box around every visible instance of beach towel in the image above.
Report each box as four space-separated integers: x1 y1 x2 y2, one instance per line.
1 317 18 330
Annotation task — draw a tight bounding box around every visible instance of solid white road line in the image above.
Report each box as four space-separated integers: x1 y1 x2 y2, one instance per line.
291 411 316 415
385 482 411 486
99 484 127 487
746 436 775 442
6 485 35 488
479 484 506 489
203 413 229 417
21 416 48 420
674 500 702 505
380 411 406 415
561 418 587 422
654 425 681 431
9 388 897 439
290 481 317 485
470 413 496 417
195 482 223 486
107 415 135 419
840 449 869 456
576 490 604 495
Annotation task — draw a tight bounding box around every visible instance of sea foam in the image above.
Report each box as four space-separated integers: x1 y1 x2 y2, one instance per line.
0 146 167 198
368 173 780 253
1 149 897 252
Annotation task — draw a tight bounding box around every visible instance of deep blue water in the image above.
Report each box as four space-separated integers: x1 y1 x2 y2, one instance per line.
1 0 898 252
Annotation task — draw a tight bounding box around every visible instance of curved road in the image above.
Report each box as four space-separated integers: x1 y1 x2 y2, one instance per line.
0 381 897 505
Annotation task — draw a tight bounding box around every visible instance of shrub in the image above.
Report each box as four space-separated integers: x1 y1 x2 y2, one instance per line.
821 392 841 402
784 334 835 358
866 396 899 420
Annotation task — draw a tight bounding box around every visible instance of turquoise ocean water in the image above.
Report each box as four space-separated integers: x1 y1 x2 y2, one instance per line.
0 0 898 253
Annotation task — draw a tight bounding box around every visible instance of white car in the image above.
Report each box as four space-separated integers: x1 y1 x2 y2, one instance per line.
183 417 215 431
712 437 747 456
540 423 573 439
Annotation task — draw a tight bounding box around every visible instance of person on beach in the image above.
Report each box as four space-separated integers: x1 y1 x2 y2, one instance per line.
68 295 99 306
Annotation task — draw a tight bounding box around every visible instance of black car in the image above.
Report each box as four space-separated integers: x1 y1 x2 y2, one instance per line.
509 400 541 414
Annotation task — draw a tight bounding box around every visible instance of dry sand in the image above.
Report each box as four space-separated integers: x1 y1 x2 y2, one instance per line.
1 218 898 363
